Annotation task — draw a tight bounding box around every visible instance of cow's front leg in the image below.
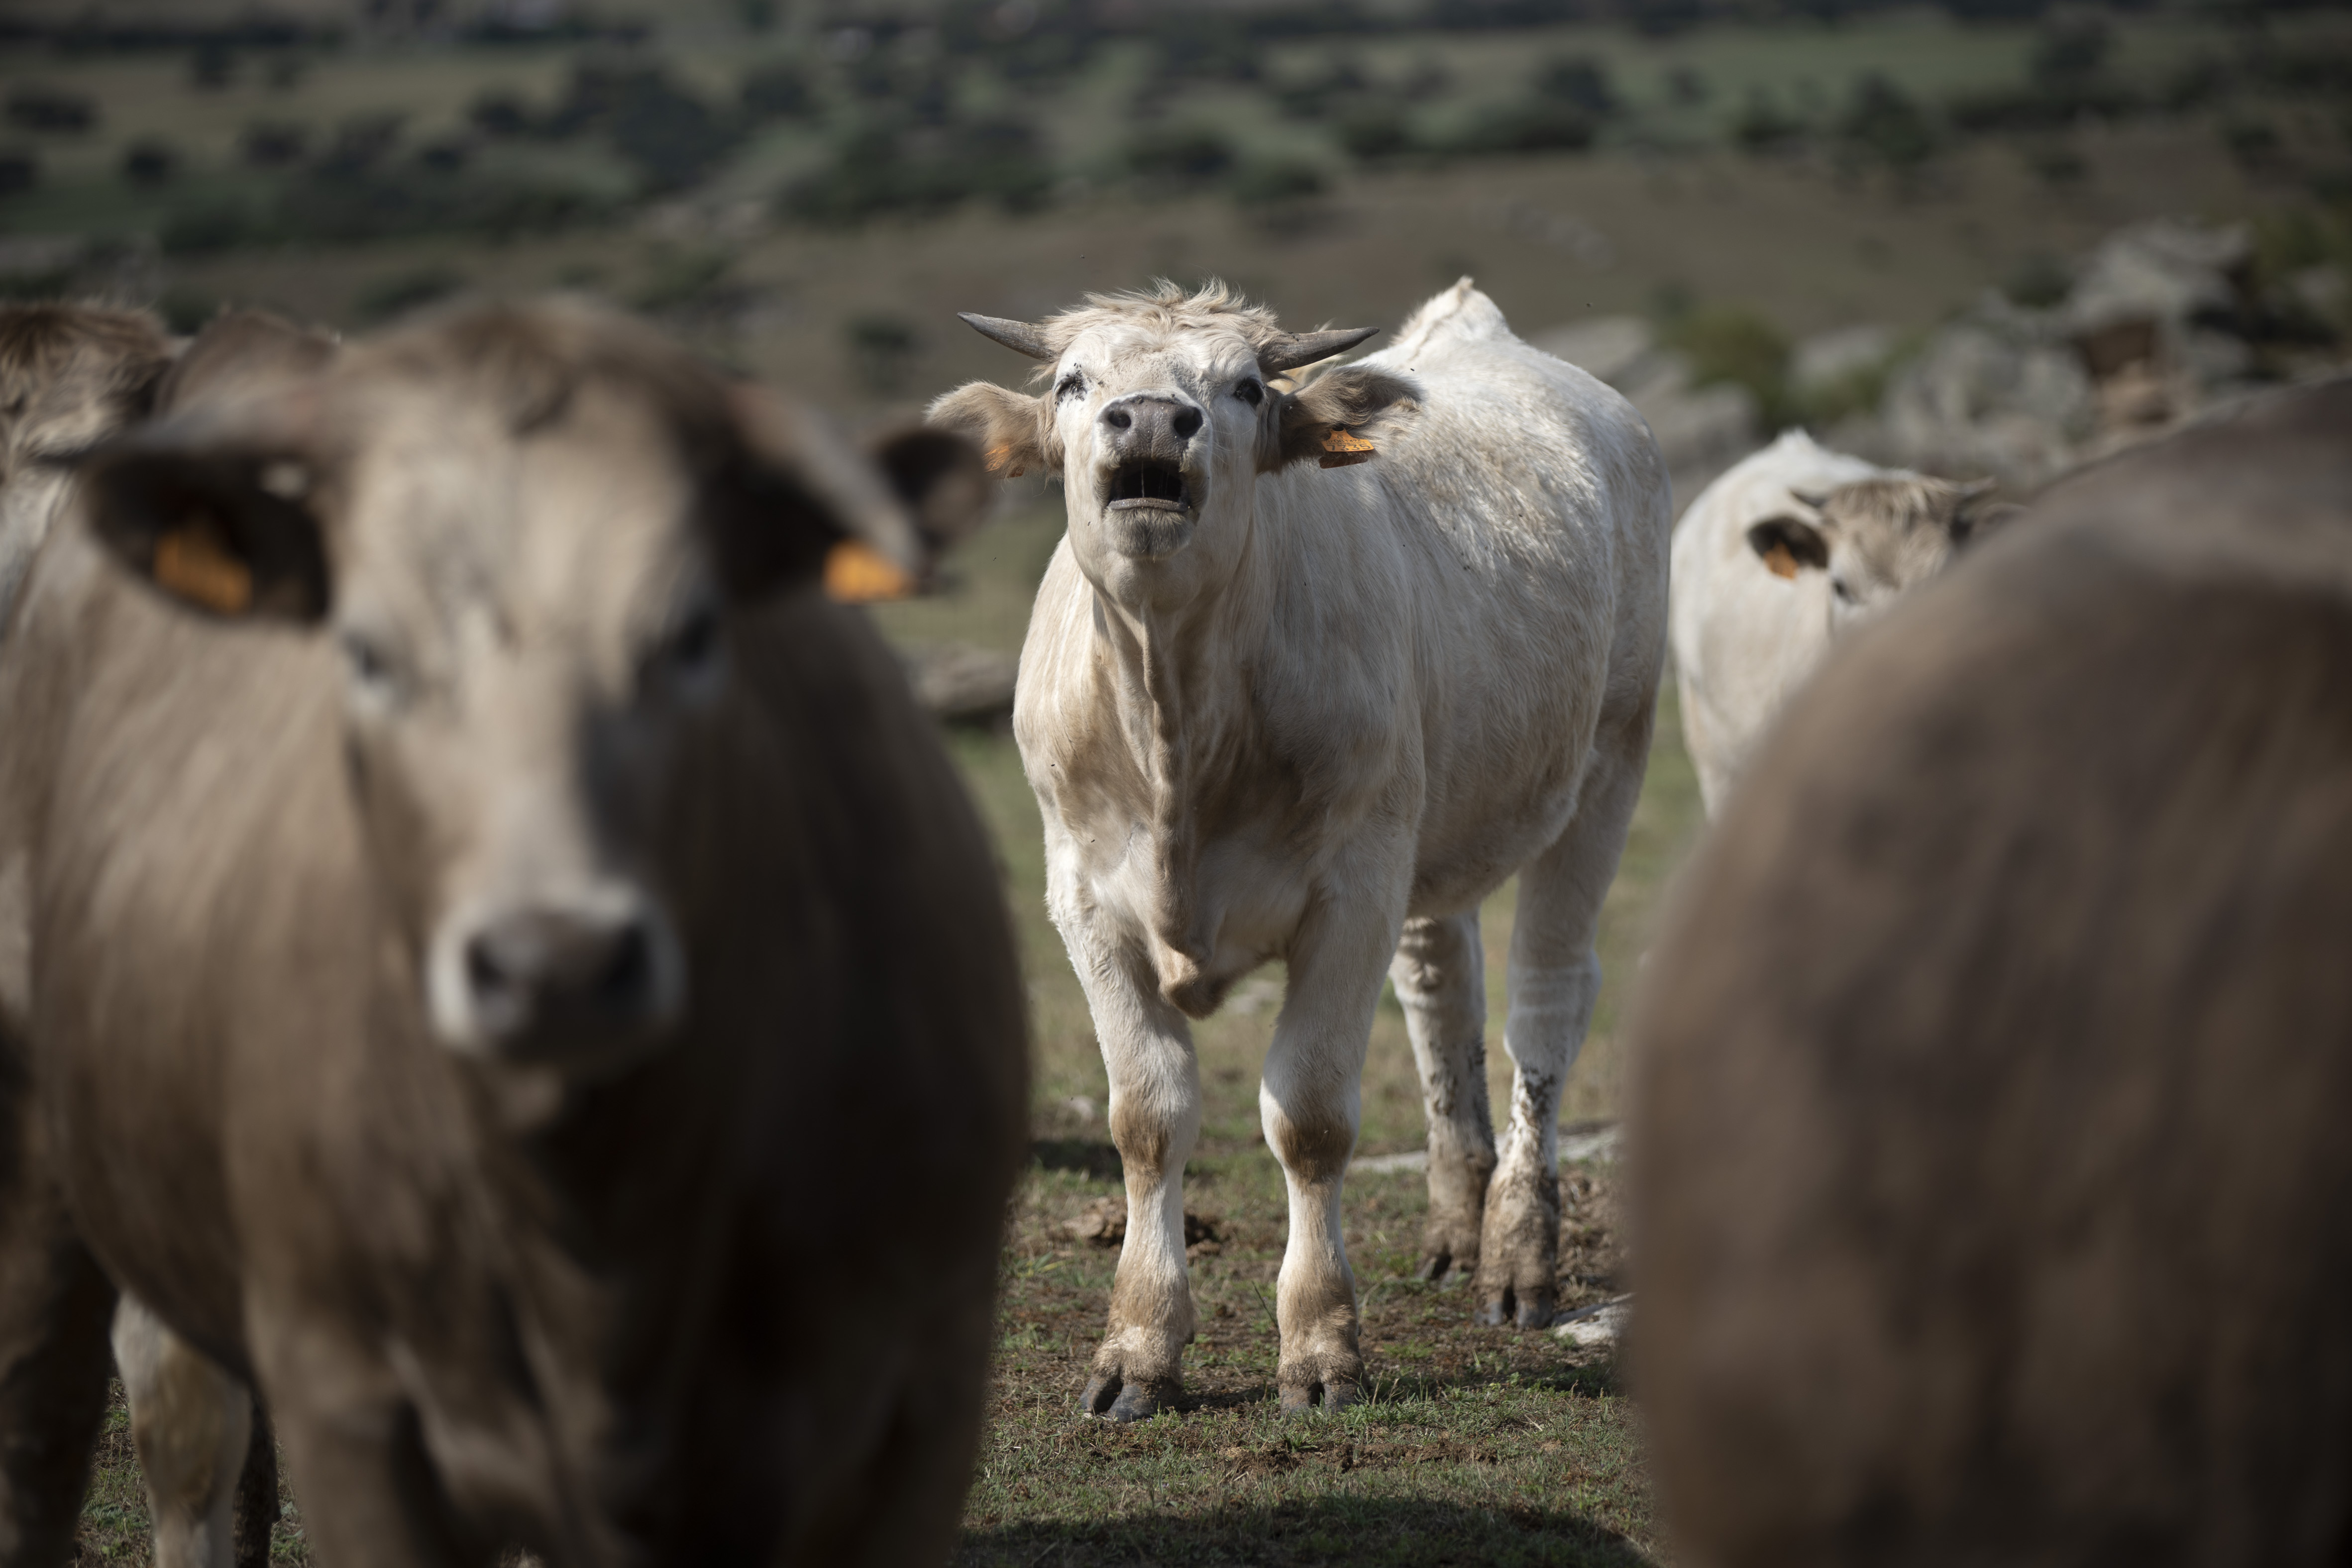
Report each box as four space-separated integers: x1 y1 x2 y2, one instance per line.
1390 913 1497 1282
1264 893 1401 1413
113 1295 253 1568
1074 943 1202 1423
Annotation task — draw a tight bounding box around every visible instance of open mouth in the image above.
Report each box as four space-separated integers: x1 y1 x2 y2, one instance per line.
1105 459 1190 511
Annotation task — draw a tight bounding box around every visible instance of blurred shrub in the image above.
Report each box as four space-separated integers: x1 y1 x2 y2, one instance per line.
2002 251 2072 308
1449 98 1599 155
155 287 219 335
469 90 535 138
1337 101 1416 161
353 266 466 325
1661 304 1792 427
1730 91 1807 153
847 312 920 394
2030 16 2109 86
740 61 816 121
190 41 237 90
633 250 733 312
263 53 306 91
415 136 472 174
5 85 98 133
1151 12 1257 81
1836 74 1937 176
318 113 406 177
161 199 257 255
1665 65 1709 106
121 136 179 186
2021 138 2087 186
2222 115 2283 171
1126 124 1238 185
0 149 39 195
1530 56 1614 117
240 119 309 168
785 116 1051 224
1274 57 1368 120
1229 156 1328 207
275 170 603 244
547 63 740 193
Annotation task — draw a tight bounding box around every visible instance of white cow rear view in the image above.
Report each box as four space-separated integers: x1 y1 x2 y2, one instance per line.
931 278 1670 1420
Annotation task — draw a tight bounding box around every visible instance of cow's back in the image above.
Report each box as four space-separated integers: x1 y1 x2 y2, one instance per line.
1632 379 2352 1566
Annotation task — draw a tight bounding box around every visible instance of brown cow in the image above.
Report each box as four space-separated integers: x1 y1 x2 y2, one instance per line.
0 299 1027 1567
1632 376 2352 1566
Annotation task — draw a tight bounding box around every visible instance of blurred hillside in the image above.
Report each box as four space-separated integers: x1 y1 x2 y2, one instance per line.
1 0 2346 462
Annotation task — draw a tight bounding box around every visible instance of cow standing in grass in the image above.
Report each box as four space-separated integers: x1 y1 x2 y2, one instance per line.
1634 379 2352 1565
1670 430 2011 817
0 300 1027 1567
932 279 1670 1420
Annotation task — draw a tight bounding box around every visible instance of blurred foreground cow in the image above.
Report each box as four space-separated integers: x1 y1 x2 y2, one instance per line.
0 300 1027 1567
1670 430 2010 815
1634 379 2352 1565
932 279 1670 1418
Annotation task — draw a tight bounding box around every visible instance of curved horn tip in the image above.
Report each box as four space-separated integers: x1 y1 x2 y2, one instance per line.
957 312 1055 361
1260 325 1381 373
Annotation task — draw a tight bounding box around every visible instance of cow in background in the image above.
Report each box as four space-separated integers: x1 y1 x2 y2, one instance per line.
1670 429 2010 816
1633 379 2352 1566
0 299 1025 1567
933 278 1669 1420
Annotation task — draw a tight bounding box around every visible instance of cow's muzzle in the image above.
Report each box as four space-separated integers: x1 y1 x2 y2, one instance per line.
428 887 684 1070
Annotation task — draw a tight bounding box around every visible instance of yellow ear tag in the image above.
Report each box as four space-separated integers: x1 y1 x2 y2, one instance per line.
1319 428 1377 469
1762 542 1801 581
152 516 254 615
824 539 918 603
984 444 1026 480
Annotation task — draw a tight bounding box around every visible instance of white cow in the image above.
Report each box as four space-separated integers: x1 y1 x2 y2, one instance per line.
931 279 1670 1419
1670 431 2005 816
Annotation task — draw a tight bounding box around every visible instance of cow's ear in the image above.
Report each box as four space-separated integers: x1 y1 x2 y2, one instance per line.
1268 364 1418 472
718 383 928 604
1746 515 1829 581
74 402 332 623
824 426 992 603
1945 480 2016 549
926 381 1053 481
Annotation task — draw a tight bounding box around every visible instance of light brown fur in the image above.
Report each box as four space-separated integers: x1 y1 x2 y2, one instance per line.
0 301 1026 1568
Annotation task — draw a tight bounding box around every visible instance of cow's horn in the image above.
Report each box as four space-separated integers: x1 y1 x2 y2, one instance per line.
1259 326 1379 374
958 313 1055 361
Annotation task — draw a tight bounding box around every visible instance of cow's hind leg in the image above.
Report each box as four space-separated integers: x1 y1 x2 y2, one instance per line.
112 1296 259 1568
1389 914 1496 1282
1475 708 1651 1329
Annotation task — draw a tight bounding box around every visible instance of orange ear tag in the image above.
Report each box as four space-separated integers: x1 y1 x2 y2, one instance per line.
824 539 918 603
152 517 254 615
1319 428 1377 469
1762 542 1800 581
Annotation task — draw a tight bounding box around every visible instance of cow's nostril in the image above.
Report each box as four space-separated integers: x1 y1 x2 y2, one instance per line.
1105 408 1132 430
460 907 663 1045
1173 406 1202 439
597 924 653 1008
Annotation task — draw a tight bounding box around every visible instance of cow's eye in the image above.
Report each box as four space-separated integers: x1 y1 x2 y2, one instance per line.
1236 379 1264 407
1831 578 1857 605
1056 372 1086 402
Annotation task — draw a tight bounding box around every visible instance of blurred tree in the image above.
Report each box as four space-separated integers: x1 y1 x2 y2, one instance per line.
190 41 238 90
740 62 816 121
1230 156 1328 207
1126 124 1238 184
1337 101 1416 160
1450 98 1599 154
847 312 920 395
1837 74 1936 176
1530 55 1615 115
1731 89 1806 152
121 136 180 186
469 89 535 138
240 120 310 168
0 149 36 196
4 86 98 133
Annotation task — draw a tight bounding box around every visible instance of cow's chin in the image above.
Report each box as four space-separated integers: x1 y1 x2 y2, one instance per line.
1100 500 1197 560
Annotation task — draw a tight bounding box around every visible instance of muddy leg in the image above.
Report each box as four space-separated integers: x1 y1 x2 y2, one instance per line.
114 1295 253 1568
1389 914 1496 1282
1475 707 1651 1329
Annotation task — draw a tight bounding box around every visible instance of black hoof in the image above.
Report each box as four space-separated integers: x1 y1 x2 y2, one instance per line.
1279 1381 1360 1415
1322 1381 1362 1412
1279 1386 1315 1415
1079 1376 1120 1416
1418 1251 1452 1283
1514 1292 1557 1330
1473 1295 1510 1328
1106 1382 1165 1423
